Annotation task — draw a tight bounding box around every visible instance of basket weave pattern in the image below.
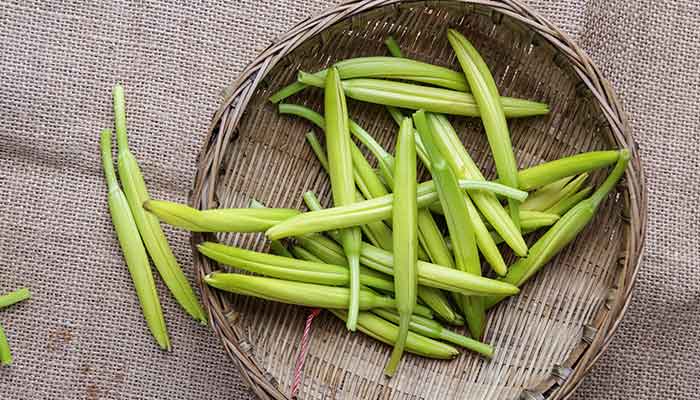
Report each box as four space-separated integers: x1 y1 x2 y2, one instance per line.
190 1 646 399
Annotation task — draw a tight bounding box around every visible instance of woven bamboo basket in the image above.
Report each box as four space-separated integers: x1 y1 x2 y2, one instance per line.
190 1 647 399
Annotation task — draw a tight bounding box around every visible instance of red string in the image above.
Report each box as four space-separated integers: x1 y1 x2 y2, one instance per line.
290 308 321 398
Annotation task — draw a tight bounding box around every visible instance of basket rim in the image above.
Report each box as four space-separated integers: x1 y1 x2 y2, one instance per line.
189 1 648 399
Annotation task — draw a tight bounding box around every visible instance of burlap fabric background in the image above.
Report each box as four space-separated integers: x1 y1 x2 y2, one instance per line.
0 0 697 399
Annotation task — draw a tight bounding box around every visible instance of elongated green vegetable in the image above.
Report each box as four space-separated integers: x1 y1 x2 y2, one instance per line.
311 58 470 91
296 232 348 265
0 289 28 364
205 272 431 318
415 208 454 268
428 114 528 257
270 56 472 103
279 104 387 205
384 37 404 58
0 324 11 366
298 73 549 118
299 117 378 201
330 310 459 359
344 137 439 260
517 150 620 190
461 212 558 247
349 140 437 260
0 288 31 366
290 245 324 262
521 174 588 212
417 288 462 326
384 117 419 376
380 107 457 272
546 186 593 216
373 309 492 357
280 104 395 185
414 110 486 339
198 242 394 292
518 211 561 230
346 140 397 251
387 108 509 276
268 80 307 104
485 150 630 309
324 68 362 331
481 210 560 232
339 234 517 296
464 195 508 276
299 192 519 297
295 111 527 203
349 142 391 204
112 85 206 325
249 199 296 258
0 288 31 309
350 137 395 189
386 106 432 166
143 200 299 232
100 129 170 349
361 287 434 319
555 173 589 204
205 273 397 310
398 110 506 275
300 115 433 262
269 240 294 258
305 131 393 249
432 203 558 230
413 208 465 325
520 176 573 211
304 130 330 171
447 309 467 326
447 218 558 247
302 192 461 325
448 29 521 230
266 179 526 239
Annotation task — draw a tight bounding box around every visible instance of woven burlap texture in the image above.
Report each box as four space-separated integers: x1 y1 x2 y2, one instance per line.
0 1 697 399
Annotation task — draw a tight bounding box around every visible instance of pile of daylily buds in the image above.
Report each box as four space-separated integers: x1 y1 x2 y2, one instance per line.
101 30 628 375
